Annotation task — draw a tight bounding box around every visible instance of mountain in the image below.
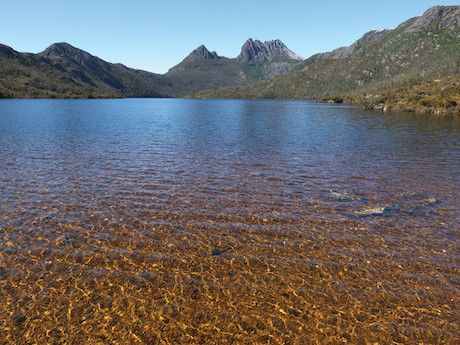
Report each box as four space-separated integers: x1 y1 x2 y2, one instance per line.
193 6 460 101
165 39 303 96
0 39 303 98
0 42 173 98
165 45 246 96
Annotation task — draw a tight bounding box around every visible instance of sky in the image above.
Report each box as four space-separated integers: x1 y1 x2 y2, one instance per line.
2 1 458 74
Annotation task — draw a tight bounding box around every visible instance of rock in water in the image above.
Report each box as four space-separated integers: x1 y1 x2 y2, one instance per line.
355 206 385 216
330 190 362 201
211 248 224 256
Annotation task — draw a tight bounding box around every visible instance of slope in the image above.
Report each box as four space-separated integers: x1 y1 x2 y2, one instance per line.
0 43 173 98
193 6 460 100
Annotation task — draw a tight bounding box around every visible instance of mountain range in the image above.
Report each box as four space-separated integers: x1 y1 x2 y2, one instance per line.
0 5 459 101
0 38 302 99
194 5 460 100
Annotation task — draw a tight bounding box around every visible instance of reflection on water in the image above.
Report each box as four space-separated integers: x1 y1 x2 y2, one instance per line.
0 99 459 344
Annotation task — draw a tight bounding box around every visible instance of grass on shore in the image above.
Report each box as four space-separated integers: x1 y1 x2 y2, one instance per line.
319 75 460 115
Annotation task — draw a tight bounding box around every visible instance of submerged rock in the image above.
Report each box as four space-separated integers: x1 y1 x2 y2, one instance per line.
249 171 266 178
422 198 437 205
330 190 362 201
355 206 386 216
211 248 225 256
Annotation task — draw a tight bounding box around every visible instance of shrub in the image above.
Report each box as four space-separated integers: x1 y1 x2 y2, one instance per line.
446 99 457 107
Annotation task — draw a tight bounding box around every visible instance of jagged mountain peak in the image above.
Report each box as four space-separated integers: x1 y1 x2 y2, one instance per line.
237 38 303 63
167 44 221 74
191 45 220 60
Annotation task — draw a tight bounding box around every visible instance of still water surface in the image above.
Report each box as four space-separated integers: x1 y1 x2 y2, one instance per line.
0 99 459 343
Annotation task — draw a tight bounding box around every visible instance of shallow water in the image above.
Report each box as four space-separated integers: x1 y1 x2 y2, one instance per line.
0 99 459 344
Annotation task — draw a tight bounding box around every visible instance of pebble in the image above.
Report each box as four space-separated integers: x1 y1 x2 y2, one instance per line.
211 248 224 256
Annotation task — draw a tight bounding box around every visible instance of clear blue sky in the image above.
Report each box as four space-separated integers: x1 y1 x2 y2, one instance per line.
2 1 458 74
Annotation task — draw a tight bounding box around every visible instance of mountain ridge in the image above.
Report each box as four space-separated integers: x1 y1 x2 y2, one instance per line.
0 5 459 100
193 5 460 106
164 38 303 95
0 38 302 98
0 42 173 98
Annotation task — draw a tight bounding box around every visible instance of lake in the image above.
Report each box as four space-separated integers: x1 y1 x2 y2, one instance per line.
0 99 459 344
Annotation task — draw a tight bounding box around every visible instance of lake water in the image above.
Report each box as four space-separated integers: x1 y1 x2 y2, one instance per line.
0 99 459 344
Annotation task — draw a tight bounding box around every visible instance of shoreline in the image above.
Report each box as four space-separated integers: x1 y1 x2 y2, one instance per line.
318 75 460 116
2 75 460 118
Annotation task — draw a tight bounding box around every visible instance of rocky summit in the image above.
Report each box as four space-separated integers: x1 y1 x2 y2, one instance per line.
164 38 304 95
186 45 220 61
236 38 303 63
405 5 460 33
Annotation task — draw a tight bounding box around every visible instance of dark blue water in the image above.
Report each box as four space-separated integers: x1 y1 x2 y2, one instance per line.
1 99 458 227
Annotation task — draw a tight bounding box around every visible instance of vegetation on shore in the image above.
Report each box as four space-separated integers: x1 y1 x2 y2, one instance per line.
318 75 460 115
